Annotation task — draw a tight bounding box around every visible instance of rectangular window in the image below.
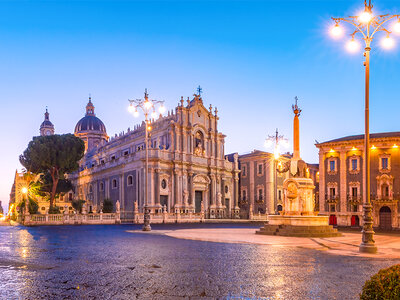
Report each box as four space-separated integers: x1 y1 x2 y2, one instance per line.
382 157 388 170
329 160 335 172
352 187 357 197
330 187 336 197
278 190 282 200
258 164 263 175
242 166 246 177
242 190 246 200
351 159 357 171
258 189 263 200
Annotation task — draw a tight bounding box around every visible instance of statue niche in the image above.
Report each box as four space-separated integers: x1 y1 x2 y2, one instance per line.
194 131 206 156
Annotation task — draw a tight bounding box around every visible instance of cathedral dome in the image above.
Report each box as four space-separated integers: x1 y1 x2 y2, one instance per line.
74 98 107 134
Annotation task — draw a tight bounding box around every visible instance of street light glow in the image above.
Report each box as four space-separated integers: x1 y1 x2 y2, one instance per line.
151 110 157 118
158 104 166 114
330 23 343 38
381 35 395 49
394 20 400 34
144 101 153 110
21 187 28 194
346 38 360 53
359 11 373 23
133 109 139 117
128 104 135 113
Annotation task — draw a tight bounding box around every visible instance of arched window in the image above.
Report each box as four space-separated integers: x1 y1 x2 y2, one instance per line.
100 182 104 191
89 185 93 193
112 179 117 189
127 175 133 186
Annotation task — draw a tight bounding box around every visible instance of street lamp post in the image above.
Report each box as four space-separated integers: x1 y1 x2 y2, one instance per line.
330 0 400 253
265 129 288 214
128 89 166 231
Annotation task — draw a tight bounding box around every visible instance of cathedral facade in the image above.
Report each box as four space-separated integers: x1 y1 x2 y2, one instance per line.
68 93 240 221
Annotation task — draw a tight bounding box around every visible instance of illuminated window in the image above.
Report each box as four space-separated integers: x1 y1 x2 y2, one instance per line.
351 159 357 171
382 157 389 170
329 160 335 172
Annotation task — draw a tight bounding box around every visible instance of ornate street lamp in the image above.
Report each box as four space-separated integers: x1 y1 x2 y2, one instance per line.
329 0 400 253
128 89 166 231
265 129 288 213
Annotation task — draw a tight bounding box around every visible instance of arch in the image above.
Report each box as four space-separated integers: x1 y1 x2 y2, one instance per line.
193 130 205 156
277 205 283 212
112 179 118 189
127 175 133 186
379 206 392 230
99 182 104 192
88 184 93 193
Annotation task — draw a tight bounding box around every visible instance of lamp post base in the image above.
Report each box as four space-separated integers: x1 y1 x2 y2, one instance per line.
359 242 378 254
142 206 151 231
142 224 152 231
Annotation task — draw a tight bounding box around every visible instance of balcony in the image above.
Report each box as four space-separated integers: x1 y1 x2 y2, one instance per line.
325 194 339 203
256 196 264 204
371 193 398 203
347 195 362 204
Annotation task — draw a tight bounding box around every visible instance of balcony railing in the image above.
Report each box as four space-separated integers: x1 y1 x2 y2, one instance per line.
325 194 339 203
347 195 362 204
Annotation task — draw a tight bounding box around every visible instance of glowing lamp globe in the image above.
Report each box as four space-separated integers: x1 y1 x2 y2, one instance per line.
393 20 400 34
359 11 372 23
330 24 343 38
144 101 152 110
381 36 395 49
151 111 157 118
21 187 28 194
128 104 135 113
346 38 360 53
133 110 140 117
158 104 166 114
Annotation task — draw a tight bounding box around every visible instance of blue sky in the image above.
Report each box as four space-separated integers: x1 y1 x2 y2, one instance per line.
1 0 400 210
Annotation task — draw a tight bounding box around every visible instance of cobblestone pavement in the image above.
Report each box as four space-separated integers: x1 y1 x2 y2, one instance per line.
0 224 398 299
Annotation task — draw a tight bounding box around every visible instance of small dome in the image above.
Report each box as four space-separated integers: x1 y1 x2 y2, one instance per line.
74 97 107 134
75 115 107 133
41 120 54 128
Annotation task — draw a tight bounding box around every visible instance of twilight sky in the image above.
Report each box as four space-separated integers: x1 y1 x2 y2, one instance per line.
1 0 400 210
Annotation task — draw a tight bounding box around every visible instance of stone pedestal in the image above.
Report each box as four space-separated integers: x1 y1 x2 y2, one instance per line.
258 177 340 237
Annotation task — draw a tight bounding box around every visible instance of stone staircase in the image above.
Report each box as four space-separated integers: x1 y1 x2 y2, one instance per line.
256 223 341 237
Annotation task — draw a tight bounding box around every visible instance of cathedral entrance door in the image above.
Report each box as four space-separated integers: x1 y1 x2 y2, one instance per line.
195 191 202 213
379 206 392 230
160 195 168 212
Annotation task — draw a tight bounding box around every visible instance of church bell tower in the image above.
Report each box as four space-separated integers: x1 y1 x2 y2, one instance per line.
40 108 55 136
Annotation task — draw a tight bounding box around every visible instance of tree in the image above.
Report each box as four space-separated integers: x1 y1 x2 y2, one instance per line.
19 134 85 210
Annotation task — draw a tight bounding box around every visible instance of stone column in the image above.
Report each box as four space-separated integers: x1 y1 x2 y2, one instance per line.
339 150 347 219
318 150 325 213
188 172 194 206
149 169 154 206
155 169 160 205
119 174 124 211
249 161 255 215
174 169 179 208
105 179 110 199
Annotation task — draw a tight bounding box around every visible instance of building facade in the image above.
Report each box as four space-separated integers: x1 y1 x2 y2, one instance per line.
238 150 291 218
69 93 240 221
237 150 319 219
316 132 400 229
